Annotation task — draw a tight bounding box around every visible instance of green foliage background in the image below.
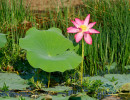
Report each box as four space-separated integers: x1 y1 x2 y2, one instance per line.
0 0 129 74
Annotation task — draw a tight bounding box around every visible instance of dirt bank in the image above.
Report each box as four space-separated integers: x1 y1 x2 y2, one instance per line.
23 0 83 11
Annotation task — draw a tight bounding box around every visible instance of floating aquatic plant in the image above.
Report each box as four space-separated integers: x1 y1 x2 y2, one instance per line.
0 73 29 90
83 74 130 93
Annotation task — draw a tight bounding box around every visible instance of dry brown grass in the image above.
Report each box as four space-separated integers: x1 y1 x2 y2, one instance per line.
23 0 83 11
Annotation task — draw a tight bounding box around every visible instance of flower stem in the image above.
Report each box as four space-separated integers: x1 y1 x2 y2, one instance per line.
81 38 84 86
48 72 51 88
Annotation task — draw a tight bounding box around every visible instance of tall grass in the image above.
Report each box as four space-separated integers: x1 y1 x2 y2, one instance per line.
82 0 130 75
42 0 130 75
0 0 33 68
0 0 129 75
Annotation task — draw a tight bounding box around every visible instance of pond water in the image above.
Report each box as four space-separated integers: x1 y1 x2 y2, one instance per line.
0 72 130 100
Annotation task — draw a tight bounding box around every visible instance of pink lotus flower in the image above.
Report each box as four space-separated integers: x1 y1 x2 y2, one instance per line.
67 14 100 44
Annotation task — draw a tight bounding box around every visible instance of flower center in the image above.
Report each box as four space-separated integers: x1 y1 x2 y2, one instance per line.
79 25 88 32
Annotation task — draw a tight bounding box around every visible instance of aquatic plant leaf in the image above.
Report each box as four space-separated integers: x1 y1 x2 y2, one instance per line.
105 62 117 70
47 27 62 35
0 73 29 90
69 93 97 100
0 97 18 100
83 75 115 92
110 62 117 70
124 65 130 69
104 74 130 83
19 27 82 72
83 74 130 93
53 95 69 100
0 33 7 48
103 74 130 92
42 86 72 92
81 95 97 100
87 76 108 82
35 95 69 100
120 83 130 91
84 76 112 86
85 74 130 93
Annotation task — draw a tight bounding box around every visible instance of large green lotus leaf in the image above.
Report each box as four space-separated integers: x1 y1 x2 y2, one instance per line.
0 33 7 48
47 27 79 52
19 27 82 72
47 27 62 35
27 51 81 72
20 27 76 55
0 73 29 90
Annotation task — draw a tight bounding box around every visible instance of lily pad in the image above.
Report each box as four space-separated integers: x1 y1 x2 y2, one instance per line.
69 93 97 100
87 76 108 83
52 93 97 100
42 86 72 92
104 74 130 92
120 83 130 91
0 97 18 100
83 74 130 93
104 74 130 86
53 96 69 100
0 97 38 100
0 33 7 48
19 27 82 72
0 73 29 90
83 75 115 92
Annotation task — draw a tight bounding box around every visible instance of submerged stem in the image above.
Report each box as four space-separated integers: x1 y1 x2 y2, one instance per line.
48 72 51 88
81 39 84 86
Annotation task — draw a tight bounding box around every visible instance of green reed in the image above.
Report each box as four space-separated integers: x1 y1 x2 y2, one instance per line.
45 0 130 75
0 0 129 75
0 0 33 67
81 0 130 75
